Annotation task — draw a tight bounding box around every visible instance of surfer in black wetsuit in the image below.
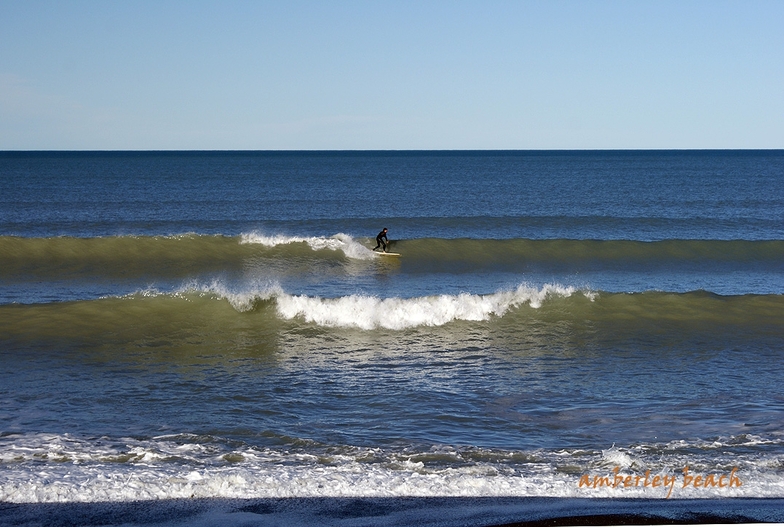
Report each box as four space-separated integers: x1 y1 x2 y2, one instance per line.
373 228 389 252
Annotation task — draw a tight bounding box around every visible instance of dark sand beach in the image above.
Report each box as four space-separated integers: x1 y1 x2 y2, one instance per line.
2 498 784 526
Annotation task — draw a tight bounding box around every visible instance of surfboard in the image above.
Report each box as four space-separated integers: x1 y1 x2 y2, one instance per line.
377 252 400 257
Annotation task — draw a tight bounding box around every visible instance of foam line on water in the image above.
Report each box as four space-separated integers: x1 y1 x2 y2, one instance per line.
2 433 781 503
1 453 777 503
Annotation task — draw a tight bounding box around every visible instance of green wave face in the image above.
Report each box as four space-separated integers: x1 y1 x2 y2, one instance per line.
3 235 784 282
0 235 253 280
395 238 784 271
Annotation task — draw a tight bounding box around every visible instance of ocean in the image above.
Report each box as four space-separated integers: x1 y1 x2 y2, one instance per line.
1 150 784 525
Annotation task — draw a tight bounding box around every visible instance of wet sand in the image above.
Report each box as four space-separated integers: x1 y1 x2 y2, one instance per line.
2 497 783 526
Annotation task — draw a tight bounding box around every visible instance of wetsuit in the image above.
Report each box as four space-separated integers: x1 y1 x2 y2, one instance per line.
374 230 388 251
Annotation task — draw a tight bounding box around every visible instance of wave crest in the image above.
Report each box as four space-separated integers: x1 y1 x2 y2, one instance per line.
171 280 282 312
276 284 589 330
240 232 376 260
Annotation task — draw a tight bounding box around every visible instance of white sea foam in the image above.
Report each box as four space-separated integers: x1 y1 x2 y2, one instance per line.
275 284 588 330
600 446 639 470
240 232 376 260
1 434 780 503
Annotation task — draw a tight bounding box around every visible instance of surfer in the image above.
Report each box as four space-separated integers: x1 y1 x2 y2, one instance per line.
373 228 389 252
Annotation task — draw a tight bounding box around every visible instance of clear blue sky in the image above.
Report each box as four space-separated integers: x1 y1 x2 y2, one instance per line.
1 1 782 150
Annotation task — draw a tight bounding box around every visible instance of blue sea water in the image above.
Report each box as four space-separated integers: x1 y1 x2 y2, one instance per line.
1 151 784 519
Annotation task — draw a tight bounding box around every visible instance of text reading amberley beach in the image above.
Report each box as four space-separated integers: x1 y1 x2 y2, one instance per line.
579 466 742 498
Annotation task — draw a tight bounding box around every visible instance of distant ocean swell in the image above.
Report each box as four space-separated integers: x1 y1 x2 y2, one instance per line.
3 233 784 281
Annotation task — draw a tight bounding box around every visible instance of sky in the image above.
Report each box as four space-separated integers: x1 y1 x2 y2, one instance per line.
1 0 782 150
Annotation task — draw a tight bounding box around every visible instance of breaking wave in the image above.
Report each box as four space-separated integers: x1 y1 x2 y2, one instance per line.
240 232 377 260
274 284 589 330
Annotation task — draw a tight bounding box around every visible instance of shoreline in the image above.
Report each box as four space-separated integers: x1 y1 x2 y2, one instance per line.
2 497 783 526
